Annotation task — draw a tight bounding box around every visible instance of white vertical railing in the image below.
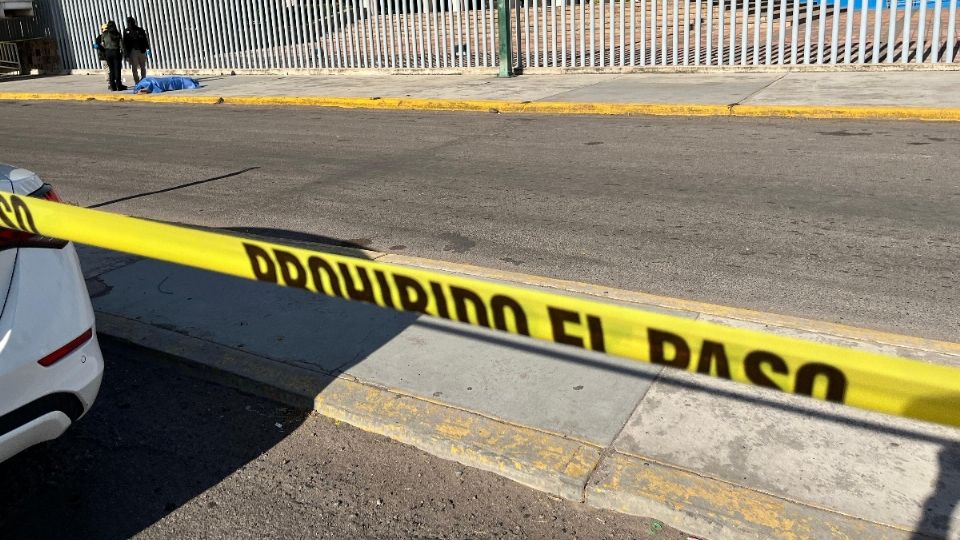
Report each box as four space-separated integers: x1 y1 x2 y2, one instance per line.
515 0 959 67
0 41 20 71
44 0 960 71
949 0 959 62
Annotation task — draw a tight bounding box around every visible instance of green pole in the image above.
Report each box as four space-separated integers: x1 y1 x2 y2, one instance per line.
497 0 514 77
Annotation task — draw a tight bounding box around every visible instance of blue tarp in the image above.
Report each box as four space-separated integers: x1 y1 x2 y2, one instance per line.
132 76 201 94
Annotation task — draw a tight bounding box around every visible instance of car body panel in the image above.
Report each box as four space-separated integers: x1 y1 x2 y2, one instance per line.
0 411 72 463
0 164 42 316
0 164 103 463
0 175 14 315
0 246 102 415
0 251 13 316
0 164 43 195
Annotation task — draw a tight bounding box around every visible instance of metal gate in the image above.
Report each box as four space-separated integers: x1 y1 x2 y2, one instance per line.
45 0 960 71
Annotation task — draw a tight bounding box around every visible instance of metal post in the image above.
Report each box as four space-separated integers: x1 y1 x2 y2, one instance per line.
497 0 513 76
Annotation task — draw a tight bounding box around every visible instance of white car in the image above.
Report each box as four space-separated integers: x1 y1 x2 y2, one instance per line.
0 164 103 463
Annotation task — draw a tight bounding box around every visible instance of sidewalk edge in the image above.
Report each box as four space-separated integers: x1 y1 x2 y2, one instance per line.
586 451 913 540
94 312 601 503
3 91 960 121
95 311 918 539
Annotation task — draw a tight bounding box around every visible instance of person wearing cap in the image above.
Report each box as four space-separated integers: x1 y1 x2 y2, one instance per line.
93 23 109 88
123 17 151 85
99 21 126 91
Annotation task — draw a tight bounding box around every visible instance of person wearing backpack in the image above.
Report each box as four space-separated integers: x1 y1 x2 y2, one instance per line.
93 23 109 89
100 21 126 91
123 17 151 85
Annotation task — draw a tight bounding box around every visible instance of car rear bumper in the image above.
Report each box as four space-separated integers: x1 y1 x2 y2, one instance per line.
0 411 73 464
0 333 103 462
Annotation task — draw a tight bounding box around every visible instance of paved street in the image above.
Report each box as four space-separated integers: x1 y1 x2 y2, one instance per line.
0 338 686 539
2 100 957 341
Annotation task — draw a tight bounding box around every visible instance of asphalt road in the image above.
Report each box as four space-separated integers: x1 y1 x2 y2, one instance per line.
0 339 686 539
1 100 957 341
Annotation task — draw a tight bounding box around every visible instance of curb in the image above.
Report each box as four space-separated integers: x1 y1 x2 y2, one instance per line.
95 312 603 503
4 91 960 121
88 244 960 539
588 452 914 540
95 312 919 540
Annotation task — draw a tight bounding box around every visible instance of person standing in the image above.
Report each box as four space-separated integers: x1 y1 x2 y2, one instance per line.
122 17 150 85
93 23 109 88
100 21 126 91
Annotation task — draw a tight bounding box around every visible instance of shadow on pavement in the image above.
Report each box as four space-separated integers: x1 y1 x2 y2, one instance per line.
910 441 960 539
418 318 960 447
905 397 960 539
0 339 310 539
426 319 960 538
5 225 958 538
222 226 372 250
0 233 416 538
87 167 261 209
0 73 72 84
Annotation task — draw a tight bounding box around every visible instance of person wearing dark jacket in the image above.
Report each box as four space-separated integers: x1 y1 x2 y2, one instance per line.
93 22 109 87
122 17 150 84
100 21 126 91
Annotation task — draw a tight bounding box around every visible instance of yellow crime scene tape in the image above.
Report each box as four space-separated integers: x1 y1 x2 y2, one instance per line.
3 192 959 427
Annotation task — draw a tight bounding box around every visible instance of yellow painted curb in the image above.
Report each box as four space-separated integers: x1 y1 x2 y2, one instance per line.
732 103 960 121
0 91 224 105
4 90 960 121
588 451 912 540
95 312 604 502
224 95 738 116
313 376 603 502
96 312 916 540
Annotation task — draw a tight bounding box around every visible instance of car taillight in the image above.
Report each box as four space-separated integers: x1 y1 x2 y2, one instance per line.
33 184 62 202
38 329 94 367
0 184 67 250
0 229 35 243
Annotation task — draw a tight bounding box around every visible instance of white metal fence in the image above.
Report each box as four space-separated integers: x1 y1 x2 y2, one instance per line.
0 40 20 71
513 0 959 68
43 0 960 71
49 0 501 70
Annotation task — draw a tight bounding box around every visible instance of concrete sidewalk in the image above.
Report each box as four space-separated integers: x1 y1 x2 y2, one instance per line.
77 236 960 540
3 71 960 118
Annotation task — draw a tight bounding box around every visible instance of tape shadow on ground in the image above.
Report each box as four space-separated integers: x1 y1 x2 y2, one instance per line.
87 167 260 209
221 227 374 251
